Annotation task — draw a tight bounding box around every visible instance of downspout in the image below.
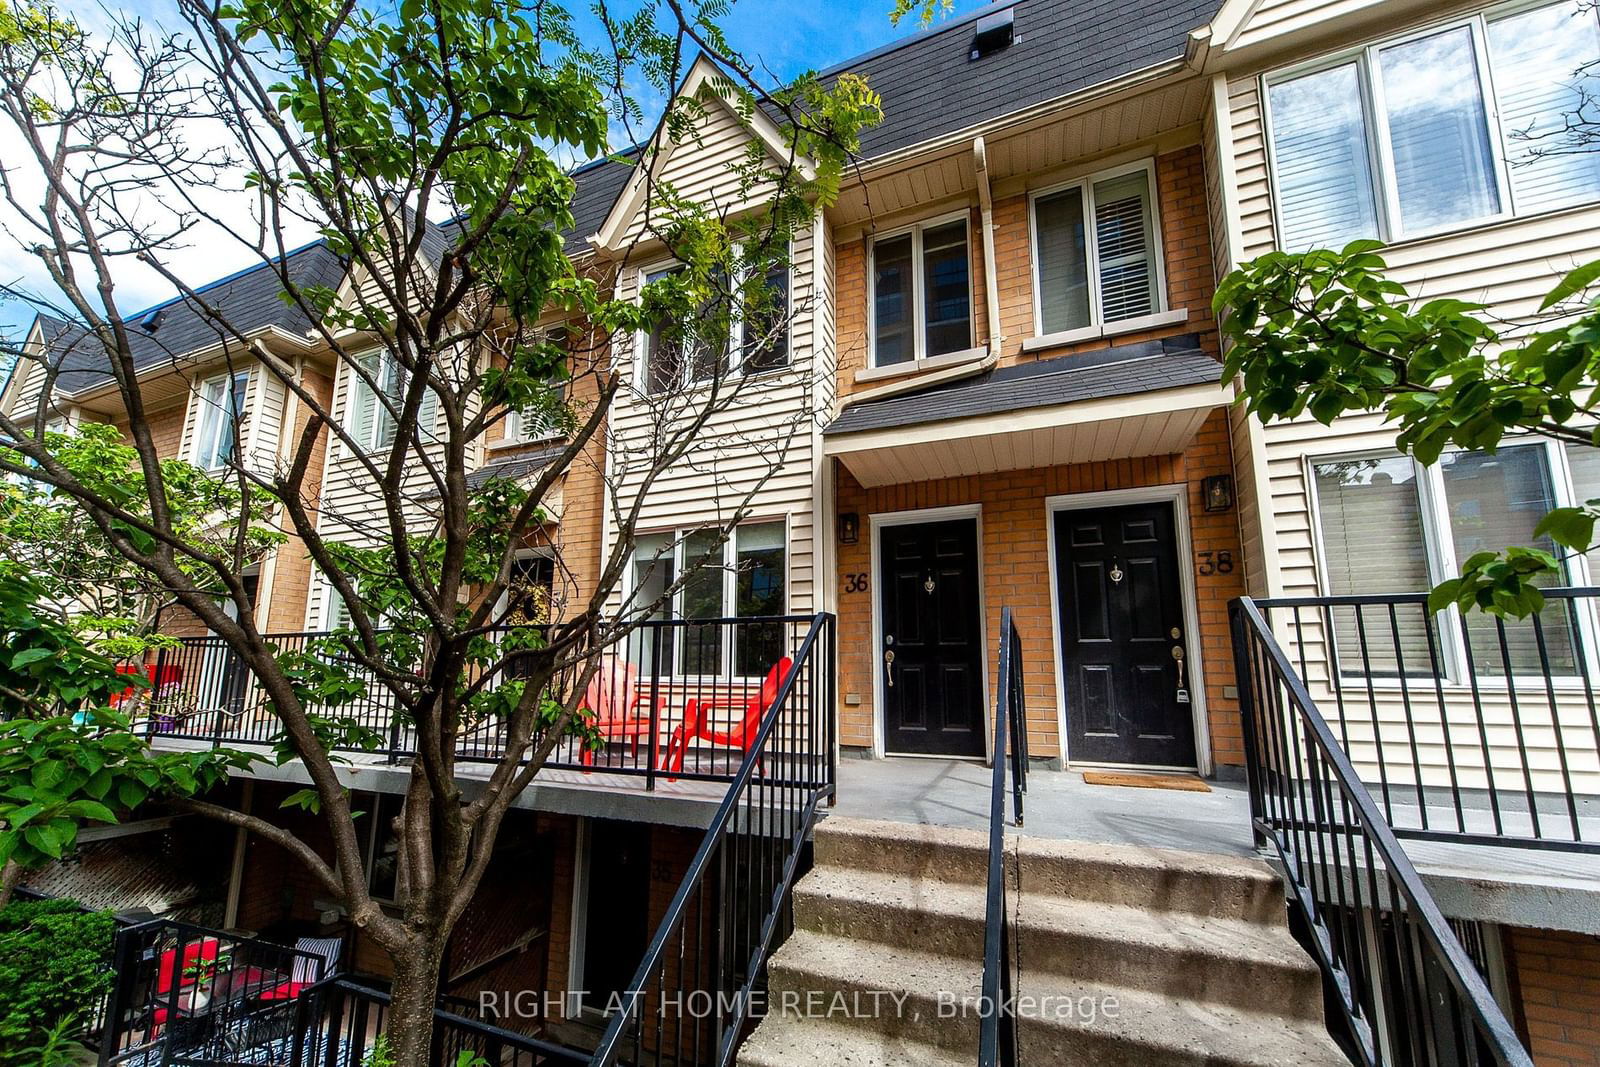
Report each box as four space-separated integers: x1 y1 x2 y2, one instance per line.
974 136 1003 357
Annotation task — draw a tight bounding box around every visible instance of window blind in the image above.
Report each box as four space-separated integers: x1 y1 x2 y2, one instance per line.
1091 172 1157 323
1267 63 1380 250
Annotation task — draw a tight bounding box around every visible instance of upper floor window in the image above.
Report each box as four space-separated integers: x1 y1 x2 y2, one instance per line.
871 215 972 367
350 350 404 452
1265 1 1600 248
194 370 249 470
1031 162 1163 336
639 255 791 393
505 327 568 445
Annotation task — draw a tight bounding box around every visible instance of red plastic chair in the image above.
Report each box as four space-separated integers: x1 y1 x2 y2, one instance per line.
665 657 793 775
109 662 183 708
148 937 222 1032
579 657 666 768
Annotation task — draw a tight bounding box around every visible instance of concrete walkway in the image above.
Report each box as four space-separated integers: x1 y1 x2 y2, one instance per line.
832 757 1257 856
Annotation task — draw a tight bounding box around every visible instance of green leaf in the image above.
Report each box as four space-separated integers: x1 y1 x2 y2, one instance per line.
1541 259 1600 311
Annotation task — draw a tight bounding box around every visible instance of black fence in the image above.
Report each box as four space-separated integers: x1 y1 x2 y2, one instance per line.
1231 596 1530 1067
126 617 820 788
1251 590 1600 852
589 612 836 1067
97 920 339 1066
977 607 1026 1067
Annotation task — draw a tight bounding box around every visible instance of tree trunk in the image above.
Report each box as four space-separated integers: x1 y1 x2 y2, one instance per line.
386 938 446 1067
0 860 22 910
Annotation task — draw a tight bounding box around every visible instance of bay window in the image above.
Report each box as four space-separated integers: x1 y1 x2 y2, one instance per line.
193 371 250 470
1311 440 1596 678
627 521 788 676
870 216 972 367
1031 162 1163 336
1264 1 1600 247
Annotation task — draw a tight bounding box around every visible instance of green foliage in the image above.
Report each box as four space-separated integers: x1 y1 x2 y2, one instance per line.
1218 245 1600 616
0 566 253 872
0 897 115 1064
0 422 285 657
362 1035 396 1067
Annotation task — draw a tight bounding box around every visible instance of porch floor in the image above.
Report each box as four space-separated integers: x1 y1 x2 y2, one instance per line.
831 757 1257 856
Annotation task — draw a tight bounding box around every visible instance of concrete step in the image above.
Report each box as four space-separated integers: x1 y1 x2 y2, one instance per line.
1015 894 1326 1021
1015 835 1288 925
765 929 983 1056
792 865 989 957
814 815 990 886
1013 975 1349 1066
736 1016 972 1067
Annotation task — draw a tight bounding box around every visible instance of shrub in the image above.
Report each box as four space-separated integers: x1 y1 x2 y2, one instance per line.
0 897 116 1063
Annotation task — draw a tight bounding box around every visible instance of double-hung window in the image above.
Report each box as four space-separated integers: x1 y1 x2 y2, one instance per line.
1311 440 1600 679
639 253 791 392
505 327 568 445
628 521 788 677
193 370 250 470
870 215 973 367
1031 162 1163 336
1264 1 1600 248
350 350 406 452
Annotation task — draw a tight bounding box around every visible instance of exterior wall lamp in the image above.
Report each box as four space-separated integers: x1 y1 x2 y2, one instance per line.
1203 475 1234 513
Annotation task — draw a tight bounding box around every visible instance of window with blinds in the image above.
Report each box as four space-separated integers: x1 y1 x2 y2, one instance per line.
1266 1 1600 244
1313 456 1435 676
1031 164 1161 335
1487 1 1600 215
351 351 410 452
194 371 249 470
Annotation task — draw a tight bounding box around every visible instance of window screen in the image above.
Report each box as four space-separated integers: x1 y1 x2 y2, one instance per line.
1034 187 1091 334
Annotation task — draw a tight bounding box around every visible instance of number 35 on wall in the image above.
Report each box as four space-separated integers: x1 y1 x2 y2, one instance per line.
1195 550 1234 576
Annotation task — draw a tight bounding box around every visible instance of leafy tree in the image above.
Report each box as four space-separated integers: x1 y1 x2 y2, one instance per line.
0 897 115 1063
1217 242 1600 616
0 0 883 1059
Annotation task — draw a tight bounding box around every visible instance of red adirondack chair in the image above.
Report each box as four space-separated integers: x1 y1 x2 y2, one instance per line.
579 657 667 768
665 657 793 775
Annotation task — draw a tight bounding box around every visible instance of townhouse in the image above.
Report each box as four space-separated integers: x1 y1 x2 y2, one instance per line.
7 0 1600 1062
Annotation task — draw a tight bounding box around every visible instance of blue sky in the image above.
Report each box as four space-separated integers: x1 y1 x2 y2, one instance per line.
0 0 989 337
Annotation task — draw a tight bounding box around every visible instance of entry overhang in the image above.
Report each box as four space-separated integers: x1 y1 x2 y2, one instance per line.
823 337 1231 488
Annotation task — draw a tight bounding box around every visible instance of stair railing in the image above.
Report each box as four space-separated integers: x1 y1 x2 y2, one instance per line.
588 611 836 1067
978 606 1027 1067
1230 596 1530 1066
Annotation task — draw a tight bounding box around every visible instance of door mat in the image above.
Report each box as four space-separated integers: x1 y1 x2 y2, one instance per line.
1082 771 1211 793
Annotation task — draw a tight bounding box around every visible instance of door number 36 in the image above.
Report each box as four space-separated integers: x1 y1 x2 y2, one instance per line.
1196 550 1234 576
844 573 870 593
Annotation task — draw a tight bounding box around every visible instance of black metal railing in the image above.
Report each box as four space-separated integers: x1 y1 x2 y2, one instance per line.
588 611 836 1067
1231 596 1531 1067
1252 590 1600 852
128 617 819 788
290 977 585 1066
978 607 1026 1067
97 919 340 1066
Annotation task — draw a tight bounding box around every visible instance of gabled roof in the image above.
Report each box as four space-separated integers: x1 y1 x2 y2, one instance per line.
26 241 345 398
825 335 1221 436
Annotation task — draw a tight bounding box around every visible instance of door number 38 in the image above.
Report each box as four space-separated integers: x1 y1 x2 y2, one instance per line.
1196 550 1234 576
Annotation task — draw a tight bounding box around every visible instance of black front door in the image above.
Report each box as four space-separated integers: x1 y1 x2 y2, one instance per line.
1054 501 1196 767
880 518 985 757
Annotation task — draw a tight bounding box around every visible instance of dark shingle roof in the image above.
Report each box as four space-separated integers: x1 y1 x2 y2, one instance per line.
832 0 1220 159
33 241 346 397
466 444 567 489
825 334 1221 436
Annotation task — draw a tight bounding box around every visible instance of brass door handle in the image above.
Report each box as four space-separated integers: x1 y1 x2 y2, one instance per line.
884 649 895 688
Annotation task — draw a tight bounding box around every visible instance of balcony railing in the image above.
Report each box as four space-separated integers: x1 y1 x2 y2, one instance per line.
125 616 820 788
1248 589 1600 853
978 607 1026 1067
1231 596 1531 1067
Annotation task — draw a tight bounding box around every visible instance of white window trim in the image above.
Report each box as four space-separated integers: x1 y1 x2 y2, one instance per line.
347 348 401 455
623 516 792 679
502 326 569 448
867 209 975 369
192 369 250 471
1027 158 1169 339
1304 436 1600 688
632 246 794 394
1260 0 1600 248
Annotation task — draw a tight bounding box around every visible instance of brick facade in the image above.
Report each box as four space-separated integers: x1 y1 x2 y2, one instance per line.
829 140 1247 770
1507 927 1600 1066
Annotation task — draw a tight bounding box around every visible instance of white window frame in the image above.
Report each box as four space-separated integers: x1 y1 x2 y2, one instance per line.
1027 158 1169 341
348 348 404 454
1305 436 1600 686
633 246 794 393
1261 0 1600 247
193 370 250 471
866 210 976 369
503 326 569 446
624 517 792 679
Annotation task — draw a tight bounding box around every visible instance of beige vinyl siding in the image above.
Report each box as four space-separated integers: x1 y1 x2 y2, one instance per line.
1225 0 1388 52
1216 0 1600 794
